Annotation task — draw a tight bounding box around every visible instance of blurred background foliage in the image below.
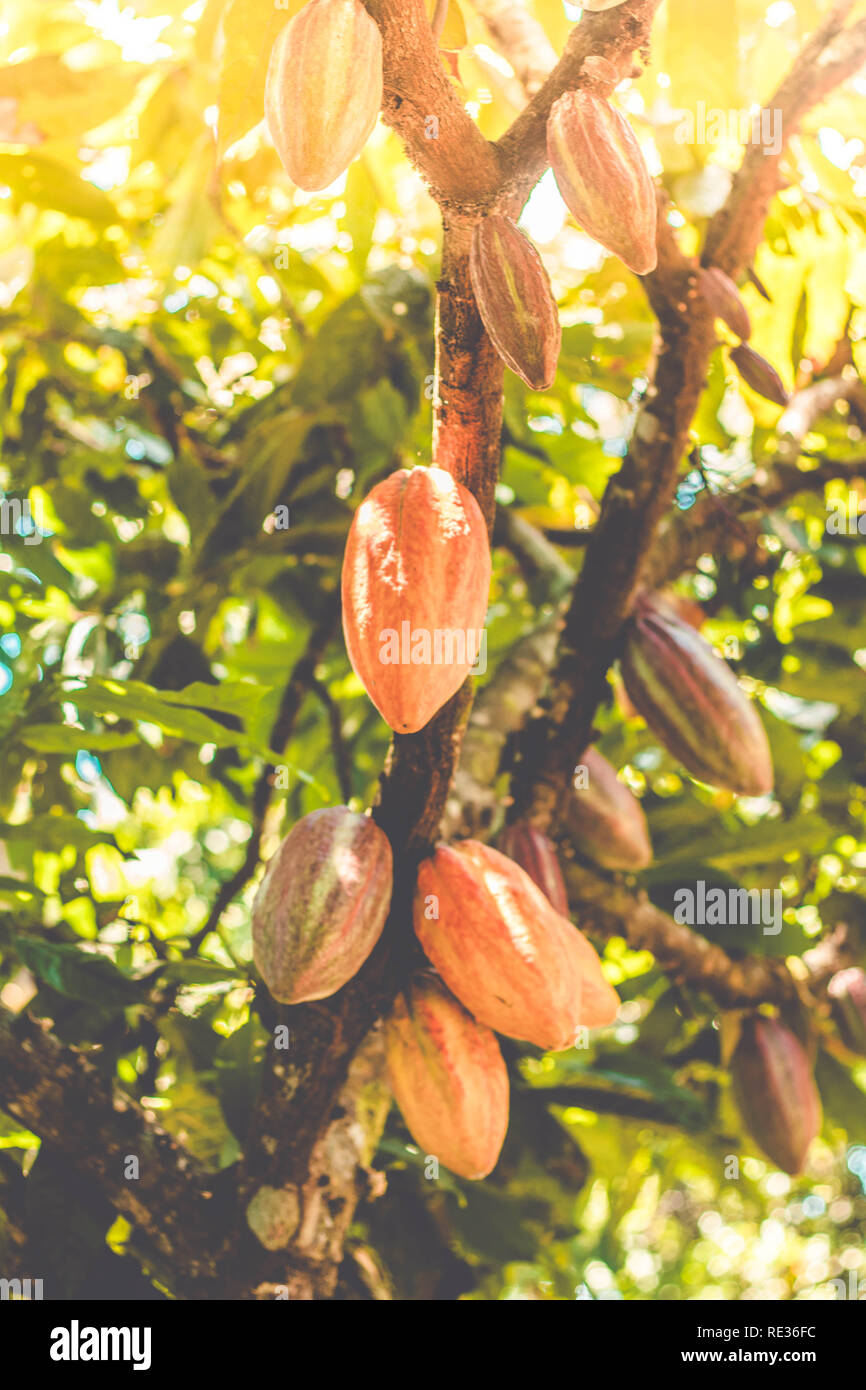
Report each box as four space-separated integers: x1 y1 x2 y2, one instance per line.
0 0 865 1300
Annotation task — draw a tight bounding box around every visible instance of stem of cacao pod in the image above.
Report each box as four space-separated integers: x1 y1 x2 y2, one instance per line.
431 0 449 41
433 225 504 527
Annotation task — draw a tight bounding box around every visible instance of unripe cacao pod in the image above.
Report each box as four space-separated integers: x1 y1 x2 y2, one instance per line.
384 974 509 1180
827 967 866 1056
568 746 652 871
341 466 491 734
731 1014 822 1174
469 214 561 390
547 90 657 275
698 266 751 341
620 592 773 797
730 343 789 407
264 0 383 192
496 821 569 915
252 806 392 1003
414 840 619 1050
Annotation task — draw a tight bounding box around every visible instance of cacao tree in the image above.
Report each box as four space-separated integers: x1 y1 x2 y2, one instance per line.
1 0 866 1306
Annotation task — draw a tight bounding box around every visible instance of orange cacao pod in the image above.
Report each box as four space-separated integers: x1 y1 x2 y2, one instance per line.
730 343 789 407
731 1014 821 1174
384 974 509 1180
496 821 569 915
264 0 383 192
469 214 561 390
828 967 866 1057
698 266 751 341
620 592 773 797
569 746 652 871
341 466 491 734
414 840 619 1050
547 90 657 275
252 806 392 1003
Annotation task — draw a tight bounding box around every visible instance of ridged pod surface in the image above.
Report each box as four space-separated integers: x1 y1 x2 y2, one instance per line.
620 593 773 796
469 214 561 390
384 974 509 1180
569 746 652 871
828 968 866 1056
496 821 570 915
732 1014 822 1174
341 467 491 734
252 806 392 1003
414 840 619 1050
730 343 790 407
698 266 751 340
547 90 657 275
264 0 383 192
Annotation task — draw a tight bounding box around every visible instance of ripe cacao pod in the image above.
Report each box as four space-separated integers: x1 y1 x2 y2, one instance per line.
731 1014 822 1174
730 343 789 407
568 746 652 871
698 266 751 341
264 0 383 192
469 214 561 390
620 592 773 797
828 967 866 1056
414 840 619 1050
384 974 509 1180
252 806 392 1004
496 821 569 915
341 466 491 734
547 90 657 275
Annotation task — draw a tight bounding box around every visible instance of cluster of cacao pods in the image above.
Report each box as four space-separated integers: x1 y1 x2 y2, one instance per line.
620 590 774 797
731 1013 821 1175
697 264 790 407
265 0 383 192
252 809 620 1180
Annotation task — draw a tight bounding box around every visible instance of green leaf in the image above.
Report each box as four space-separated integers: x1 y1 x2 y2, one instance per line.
11 936 146 1010
0 153 118 224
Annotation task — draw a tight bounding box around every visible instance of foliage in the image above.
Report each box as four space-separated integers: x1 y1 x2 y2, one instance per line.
0 0 865 1301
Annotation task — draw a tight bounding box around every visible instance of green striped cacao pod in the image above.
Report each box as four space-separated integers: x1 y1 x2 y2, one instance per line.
568 746 653 871
341 466 491 734
496 821 570 915
414 840 618 1050
384 974 509 1180
264 0 383 192
620 592 773 797
828 968 866 1057
252 806 392 1003
547 90 657 275
731 1014 821 1174
469 214 561 390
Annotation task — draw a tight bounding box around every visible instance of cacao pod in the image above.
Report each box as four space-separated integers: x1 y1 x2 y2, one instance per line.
620 592 773 797
828 967 866 1056
341 466 491 734
252 806 392 1004
414 840 619 1049
496 821 569 915
469 214 561 390
384 974 509 1180
730 343 790 407
547 90 657 275
568 746 652 871
698 266 751 341
731 1014 822 1175
264 0 383 192
581 0 629 8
